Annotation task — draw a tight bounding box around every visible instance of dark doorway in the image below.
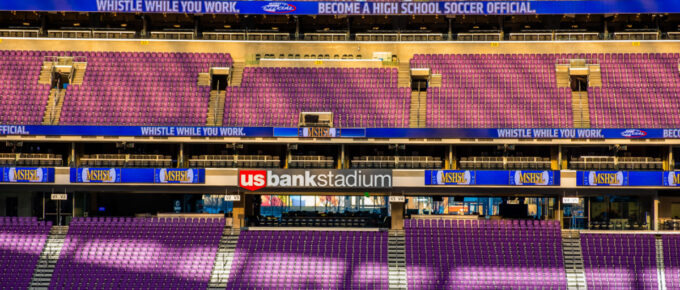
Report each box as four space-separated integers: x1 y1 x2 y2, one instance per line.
570 75 588 92
211 75 228 90
6 197 18 216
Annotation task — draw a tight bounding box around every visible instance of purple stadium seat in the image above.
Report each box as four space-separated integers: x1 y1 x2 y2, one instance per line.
588 53 680 128
0 216 52 289
223 67 410 128
404 219 567 290
664 235 680 289
59 52 232 126
0 50 51 125
412 54 573 128
226 230 389 289
49 217 224 289
581 233 658 290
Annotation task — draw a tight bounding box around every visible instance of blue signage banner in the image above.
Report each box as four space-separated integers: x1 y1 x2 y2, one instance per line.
274 127 366 138
1 0 679 15
73 168 122 183
664 171 680 187
70 168 205 184
1 167 54 183
0 125 272 137
4 125 680 139
154 168 204 184
577 171 665 186
425 170 559 186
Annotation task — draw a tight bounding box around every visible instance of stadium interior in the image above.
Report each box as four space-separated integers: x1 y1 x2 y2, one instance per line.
3 3 680 290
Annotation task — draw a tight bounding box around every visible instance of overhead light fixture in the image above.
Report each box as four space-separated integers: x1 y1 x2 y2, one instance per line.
173 24 181 28
224 25 231 28
22 22 30 26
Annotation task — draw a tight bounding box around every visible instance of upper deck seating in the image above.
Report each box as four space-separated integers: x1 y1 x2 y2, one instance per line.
223 67 410 128
0 50 51 125
414 54 572 128
60 51 231 126
588 53 680 127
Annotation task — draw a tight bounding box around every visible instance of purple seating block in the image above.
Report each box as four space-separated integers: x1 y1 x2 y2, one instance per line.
49 217 224 289
404 219 566 290
581 233 658 290
223 67 410 128
0 216 52 289
226 230 389 289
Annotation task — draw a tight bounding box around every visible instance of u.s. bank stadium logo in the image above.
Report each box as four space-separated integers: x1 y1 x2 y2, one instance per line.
512 171 550 186
620 129 647 138
81 168 118 183
588 171 625 186
7 168 44 182
262 2 296 13
239 169 392 191
158 169 195 184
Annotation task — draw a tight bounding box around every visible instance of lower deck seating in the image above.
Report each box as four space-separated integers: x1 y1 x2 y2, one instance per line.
405 219 566 290
0 217 51 289
663 235 680 289
50 217 224 289
581 233 658 290
227 230 388 289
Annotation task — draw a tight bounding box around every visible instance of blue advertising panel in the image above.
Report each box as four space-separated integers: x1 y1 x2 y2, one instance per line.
274 127 366 138
154 168 204 184
1 167 54 183
425 170 558 186
664 171 680 187
1 0 680 15
73 168 122 183
0 125 272 137
5 125 680 140
509 170 558 186
577 171 665 186
70 168 205 183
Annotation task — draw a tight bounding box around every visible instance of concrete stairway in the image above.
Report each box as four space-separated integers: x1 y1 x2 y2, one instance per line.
29 226 68 289
562 231 587 290
42 89 65 125
38 61 54 85
206 90 226 126
409 91 427 128
655 235 667 290
230 62 245 87
208 228 241 290
571 91 590 128
388 230 407 290
398 62 411 88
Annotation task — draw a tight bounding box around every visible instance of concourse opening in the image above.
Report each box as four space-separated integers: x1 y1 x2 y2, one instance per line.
253 194 390 228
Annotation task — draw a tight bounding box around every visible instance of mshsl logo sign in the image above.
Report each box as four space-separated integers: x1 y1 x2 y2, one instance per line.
155 169 199 184
77 168 120 183
581 171 627 186
427 170 475 185
2 167 54 183
262 2 296 13
510 171 553 186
